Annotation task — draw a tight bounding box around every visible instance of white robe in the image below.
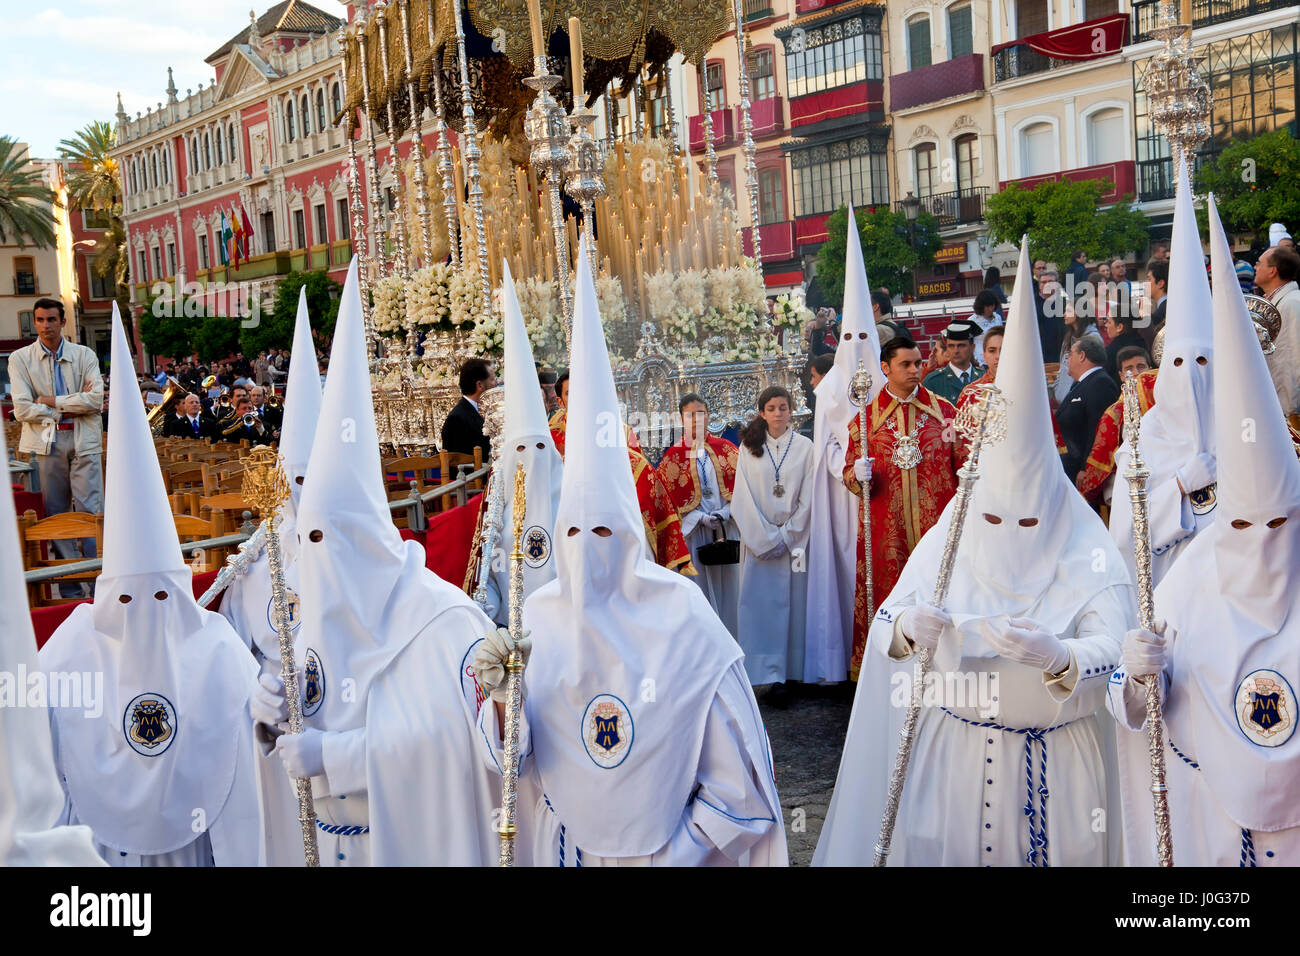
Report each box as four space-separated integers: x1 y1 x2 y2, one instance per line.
218 544 309 867
803 370 860 683
816 589 1130 866
679 449 740 637
731 431 814 686
1109 444 1214 585
293 607 502 867
477 660 786 866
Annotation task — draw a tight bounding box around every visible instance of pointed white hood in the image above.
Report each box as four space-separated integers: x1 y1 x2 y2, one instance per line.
0 422 102 864
484 260 564 623
522 245 741 857
881 240 1133 638
281 286 323 511
1147 156 1215 464
294 258 484 733
814 204 885 456
1153 195 1300 832
38 305 256 856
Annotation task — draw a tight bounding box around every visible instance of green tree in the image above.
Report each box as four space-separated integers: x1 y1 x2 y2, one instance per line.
59 121 131 317
241 269 340 356
984 177 1150 267
137 293 194 360
1196 129 1300 239
58 121 120 211
815 205 942 306
192 315 243 362
0 136 57 248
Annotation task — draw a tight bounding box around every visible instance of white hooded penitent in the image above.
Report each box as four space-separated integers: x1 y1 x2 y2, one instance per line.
805 204 884 683
482 259 564 625
1110 156 1216 585
39 303 260 864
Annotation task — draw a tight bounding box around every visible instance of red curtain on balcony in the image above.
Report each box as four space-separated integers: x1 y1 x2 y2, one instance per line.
991 13 1129 60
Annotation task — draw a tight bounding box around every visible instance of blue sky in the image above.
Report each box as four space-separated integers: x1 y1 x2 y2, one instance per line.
3 1 349 157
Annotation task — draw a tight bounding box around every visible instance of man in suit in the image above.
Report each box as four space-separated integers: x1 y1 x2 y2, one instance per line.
1058 334 1119 483
1065 250 1091 300
248 385 282 439
922 320 984 404
440 357 496 456
163 392 217 440
217 396 270 445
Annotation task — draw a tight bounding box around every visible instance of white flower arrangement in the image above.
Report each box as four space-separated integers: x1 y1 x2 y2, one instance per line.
645 269 677 323
595 275 628 334
674 269 706 316
706 266 738 317
449 269 486 328
470 310 505 356
665 307 698 343
771 292 812 333
370 275 408 338
406 263 453 329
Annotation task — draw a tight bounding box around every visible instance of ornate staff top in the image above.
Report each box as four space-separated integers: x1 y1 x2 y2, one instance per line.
241 446 291 518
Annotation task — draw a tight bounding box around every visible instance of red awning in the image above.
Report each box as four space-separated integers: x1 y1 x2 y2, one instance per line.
991 14 1130 60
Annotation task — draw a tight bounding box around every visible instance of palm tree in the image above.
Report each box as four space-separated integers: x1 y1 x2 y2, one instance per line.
0 136 57 248
58 120 120 211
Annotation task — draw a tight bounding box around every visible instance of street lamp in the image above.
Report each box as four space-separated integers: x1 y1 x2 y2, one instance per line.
900 191 922 301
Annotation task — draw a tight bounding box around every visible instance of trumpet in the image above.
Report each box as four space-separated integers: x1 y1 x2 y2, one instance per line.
146 376 186 436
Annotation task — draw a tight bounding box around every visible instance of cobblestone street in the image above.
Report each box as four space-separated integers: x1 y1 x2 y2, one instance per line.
759 686 854 866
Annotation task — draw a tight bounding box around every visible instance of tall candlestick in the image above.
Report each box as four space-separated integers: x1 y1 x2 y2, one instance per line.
568 17 585 103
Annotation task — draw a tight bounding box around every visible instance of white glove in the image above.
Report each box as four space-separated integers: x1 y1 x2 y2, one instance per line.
273 727 326 779
984 617 1071 674
763 539 789 561
900 603 952 654
1176 452 1216 493
699 512 720 532
250 671 288 730
1122 621 1167 680
472 627 533 703
853 457 873 483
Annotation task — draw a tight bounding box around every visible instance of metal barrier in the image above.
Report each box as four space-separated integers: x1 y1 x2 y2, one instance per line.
21 463 490 584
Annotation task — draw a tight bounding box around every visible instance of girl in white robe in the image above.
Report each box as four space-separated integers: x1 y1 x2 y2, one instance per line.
731 386 814 688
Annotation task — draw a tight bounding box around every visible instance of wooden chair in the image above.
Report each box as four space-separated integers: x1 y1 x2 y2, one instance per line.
202 462 245 496
163 462 206 495
383 455 441 494
19 510 104 607
387 481 424 530
174 513 222 573
170 490 203 518
199 493 256 534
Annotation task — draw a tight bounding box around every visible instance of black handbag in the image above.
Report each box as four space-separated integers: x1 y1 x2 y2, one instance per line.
696 521 740 566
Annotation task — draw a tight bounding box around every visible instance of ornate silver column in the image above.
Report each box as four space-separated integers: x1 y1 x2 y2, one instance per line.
356 13 393 279
425 0 460 270
397 0 434 266
732 0 761 262
449 0 493 311
374 1 412 276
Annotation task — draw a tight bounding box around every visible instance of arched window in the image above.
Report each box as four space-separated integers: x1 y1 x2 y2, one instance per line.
914 143 937 198
151 154 158 188
130 160 138 194
1019 122 1055 177
203 133 211 169
316 88 326 131
301 94 311 135
162 150 170 183
1086 108 1126 166
228 124 237 162
216 129 224 165
331 82 342 123
907 14 932 70
191 137 198 170
954 133 979 193
286 100 296 142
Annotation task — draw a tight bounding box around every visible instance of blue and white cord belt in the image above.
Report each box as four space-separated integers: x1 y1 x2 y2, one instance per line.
940 708 1069 867
316 821 369 835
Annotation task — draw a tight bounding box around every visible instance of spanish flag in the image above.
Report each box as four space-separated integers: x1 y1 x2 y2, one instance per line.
230 206 244 267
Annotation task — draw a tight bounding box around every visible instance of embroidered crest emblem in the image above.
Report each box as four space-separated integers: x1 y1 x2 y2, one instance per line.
582 694 634 769
266 587 302 633
123 693 177 756
1234 669 1296 747
1188 482 1217 516
523 526 551 569
302 648 325 717
461 638 487 717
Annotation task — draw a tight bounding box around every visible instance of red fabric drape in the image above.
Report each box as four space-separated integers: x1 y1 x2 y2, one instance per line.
992 14 1129 60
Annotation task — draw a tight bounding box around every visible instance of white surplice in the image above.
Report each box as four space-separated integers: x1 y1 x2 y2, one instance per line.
731 430 814 685
679 445 740 637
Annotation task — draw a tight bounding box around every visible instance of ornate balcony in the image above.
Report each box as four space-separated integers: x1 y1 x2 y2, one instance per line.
895 187 989 227
1000 160 1137 204
741 220 797 263
992 14 1129 82
688 109 736 154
